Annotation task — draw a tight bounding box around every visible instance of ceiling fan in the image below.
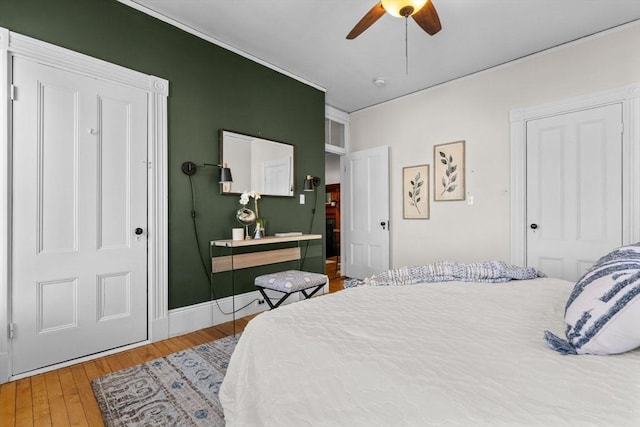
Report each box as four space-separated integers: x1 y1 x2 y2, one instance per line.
346 0 441 40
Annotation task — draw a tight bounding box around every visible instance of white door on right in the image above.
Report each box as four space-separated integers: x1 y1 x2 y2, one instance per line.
526 103 623 281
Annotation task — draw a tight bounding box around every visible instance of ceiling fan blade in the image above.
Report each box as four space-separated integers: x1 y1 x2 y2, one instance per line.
346 2 386 40
412 0 442 35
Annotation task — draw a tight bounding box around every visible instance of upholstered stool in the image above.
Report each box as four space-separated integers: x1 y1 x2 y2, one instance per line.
255 270 328 309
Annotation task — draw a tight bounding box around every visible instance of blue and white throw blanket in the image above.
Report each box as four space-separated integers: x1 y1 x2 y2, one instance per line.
344 260 543 288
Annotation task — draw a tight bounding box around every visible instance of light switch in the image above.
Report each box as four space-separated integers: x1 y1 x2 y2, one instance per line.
299 194 305 204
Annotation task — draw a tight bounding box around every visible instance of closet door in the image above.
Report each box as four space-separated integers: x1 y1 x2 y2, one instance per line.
526 103 623 281
11 56 148 374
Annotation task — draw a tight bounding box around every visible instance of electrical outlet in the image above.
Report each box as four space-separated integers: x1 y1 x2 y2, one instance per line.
299 194 305 204
258 299 265 305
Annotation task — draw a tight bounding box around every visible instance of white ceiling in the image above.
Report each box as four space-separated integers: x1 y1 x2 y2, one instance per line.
125 0 640 113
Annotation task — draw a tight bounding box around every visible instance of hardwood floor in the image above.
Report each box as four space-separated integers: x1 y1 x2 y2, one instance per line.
0 276 344 426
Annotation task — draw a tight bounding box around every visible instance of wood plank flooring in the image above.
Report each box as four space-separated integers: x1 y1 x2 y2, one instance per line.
0 276 344 427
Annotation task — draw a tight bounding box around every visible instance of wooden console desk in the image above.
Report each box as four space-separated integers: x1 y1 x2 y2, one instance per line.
210 234 322 333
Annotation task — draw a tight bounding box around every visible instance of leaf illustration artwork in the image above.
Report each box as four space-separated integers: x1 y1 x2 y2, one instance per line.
439 151 458 196
408 171 424 214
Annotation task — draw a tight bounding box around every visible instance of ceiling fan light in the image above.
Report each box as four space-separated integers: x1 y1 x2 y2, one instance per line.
381 0 428 17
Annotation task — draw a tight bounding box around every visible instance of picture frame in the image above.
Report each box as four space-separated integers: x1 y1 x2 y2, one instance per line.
434 140 465 201
403 164 430 219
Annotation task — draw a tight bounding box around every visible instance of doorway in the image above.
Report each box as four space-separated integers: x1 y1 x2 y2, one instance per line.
11 56 149 375
1 28 169 382
341 146 390 279
526 103 622 281
325 153 342 279
325 183 341 278
509 85 640 279
325 146 391 280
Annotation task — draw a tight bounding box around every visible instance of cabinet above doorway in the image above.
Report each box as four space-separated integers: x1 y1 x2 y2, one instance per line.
325 105 349 155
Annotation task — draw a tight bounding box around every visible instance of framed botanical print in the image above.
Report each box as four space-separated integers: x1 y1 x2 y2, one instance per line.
403 164 430 219
434 140 465 201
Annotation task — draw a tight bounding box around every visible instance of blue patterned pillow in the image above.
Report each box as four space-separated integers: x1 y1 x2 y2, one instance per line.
545 243 640 355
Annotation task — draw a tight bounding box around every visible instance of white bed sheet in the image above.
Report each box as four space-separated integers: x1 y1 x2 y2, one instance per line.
220 278 640 426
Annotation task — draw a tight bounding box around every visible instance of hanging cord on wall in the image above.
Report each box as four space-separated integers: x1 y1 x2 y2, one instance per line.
300 185 319 270
187 175 259 315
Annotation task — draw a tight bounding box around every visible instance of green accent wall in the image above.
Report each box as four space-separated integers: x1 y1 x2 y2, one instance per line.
1 0 326 309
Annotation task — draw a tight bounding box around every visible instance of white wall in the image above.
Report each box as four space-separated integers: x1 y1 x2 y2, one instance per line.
349 22 640 268
325 153 341 185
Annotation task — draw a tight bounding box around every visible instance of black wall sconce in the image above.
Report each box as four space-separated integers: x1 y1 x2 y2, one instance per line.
181 161 233 183
304 175 321 191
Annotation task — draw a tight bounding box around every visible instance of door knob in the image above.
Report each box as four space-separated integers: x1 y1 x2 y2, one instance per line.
135 227 144 235
530 224 538 230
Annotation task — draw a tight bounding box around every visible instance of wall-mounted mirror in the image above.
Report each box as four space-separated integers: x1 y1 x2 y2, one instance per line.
220 130 295 196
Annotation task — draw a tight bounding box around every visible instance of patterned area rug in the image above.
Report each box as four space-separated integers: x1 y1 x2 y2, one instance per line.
92 335 240 427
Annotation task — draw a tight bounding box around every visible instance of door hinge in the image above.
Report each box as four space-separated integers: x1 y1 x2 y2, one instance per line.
10 84 16 101
620 122 624 135
8 323 15 339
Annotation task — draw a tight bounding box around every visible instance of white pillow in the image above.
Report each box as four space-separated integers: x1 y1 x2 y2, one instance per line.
545 243 640 355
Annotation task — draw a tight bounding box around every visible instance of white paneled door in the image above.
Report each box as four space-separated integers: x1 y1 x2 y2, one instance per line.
11 57 148 375
341 146 390 279
526 103 623 281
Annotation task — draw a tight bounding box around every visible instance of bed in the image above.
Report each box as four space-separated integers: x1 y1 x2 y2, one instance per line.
219 276 640 426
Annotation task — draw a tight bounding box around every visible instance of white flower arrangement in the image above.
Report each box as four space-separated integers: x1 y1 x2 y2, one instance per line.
239 191 261 217
239 192 250 206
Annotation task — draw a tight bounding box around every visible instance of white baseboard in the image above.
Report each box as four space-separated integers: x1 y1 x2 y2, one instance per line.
167 285 328 338
151 316 170 342
0 352 8 383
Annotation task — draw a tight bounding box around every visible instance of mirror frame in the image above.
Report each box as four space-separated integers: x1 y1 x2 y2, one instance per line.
219 129 295 197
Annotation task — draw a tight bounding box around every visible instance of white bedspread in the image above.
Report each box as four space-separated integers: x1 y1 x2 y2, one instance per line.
220 278 640 426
